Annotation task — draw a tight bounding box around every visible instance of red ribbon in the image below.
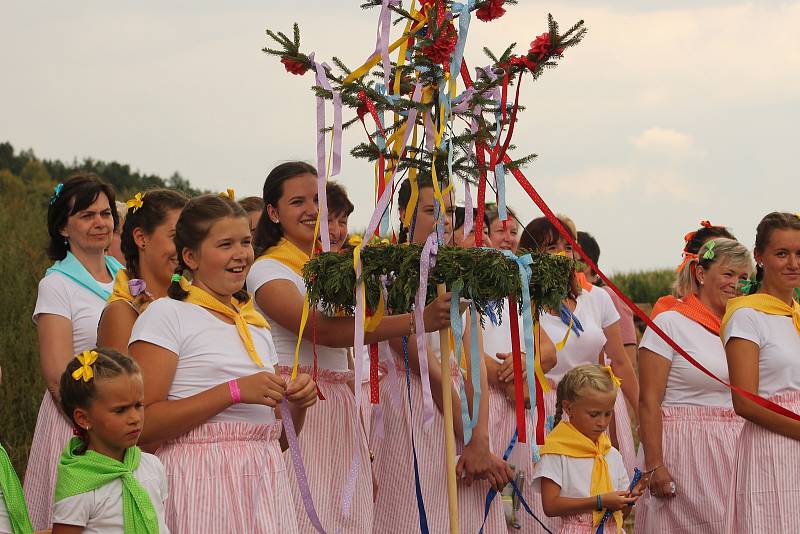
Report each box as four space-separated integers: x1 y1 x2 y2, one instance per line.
507 298 527 443
369 343 380 404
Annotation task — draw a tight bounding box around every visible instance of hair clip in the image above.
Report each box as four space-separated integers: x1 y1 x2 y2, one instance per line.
126 192 145 213
702 240 716 260
220 188 235 200
699 220 713 228
50 183 64 205
171 273 183 283
738 279 760 295
128 278 148 297
675 252 698 273
603 365 622 388
71 350 99 382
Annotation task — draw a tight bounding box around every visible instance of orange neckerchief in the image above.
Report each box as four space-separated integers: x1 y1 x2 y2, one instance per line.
576 272 593 292
672 293 721 335
651 295 679 319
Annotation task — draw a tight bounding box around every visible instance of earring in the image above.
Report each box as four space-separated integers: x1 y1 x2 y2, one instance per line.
699 280 704 286
758 262 764 268
272 218 279 224
64 237 69 246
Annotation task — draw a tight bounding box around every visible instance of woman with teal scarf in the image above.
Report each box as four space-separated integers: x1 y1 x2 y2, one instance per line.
25 173 122 531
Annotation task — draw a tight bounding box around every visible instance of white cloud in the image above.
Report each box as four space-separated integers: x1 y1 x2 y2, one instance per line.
554 167 635 196
631 127 693 153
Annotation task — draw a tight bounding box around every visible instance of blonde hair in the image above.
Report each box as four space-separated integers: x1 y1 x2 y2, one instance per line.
557 214 578 239
673 237 753 298
114 201 127 233
554 364 618 425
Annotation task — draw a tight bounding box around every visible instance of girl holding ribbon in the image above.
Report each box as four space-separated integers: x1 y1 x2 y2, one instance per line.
534 364 645 533
52 349 169 534
636 238 751 533
248 163 452 533
25 173 122 530
721 211 800 532
129 194 318 533
370 176 512 533
97 189 188 354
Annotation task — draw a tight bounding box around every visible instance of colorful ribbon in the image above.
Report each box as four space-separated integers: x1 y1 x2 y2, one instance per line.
402 336 430 532
415 233 439 428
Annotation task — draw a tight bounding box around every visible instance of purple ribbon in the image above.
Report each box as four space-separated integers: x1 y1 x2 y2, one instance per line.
415 233 439 428
280 399 327 534
128 278 147 297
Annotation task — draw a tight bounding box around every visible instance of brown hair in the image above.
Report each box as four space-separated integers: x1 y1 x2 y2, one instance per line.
397 173 451 244
47 172 119 260
754 212 800 282
518 216 576 252
327 181 354 217
59 348 141 453
484 202 517 226
238 196 265 214
167 194 250 302
254 161 318 254
120 189 189 279
554 364 618 426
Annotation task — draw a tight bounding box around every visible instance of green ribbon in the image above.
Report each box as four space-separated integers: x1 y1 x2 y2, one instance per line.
0 444 33 534
702 240 716 260
55 438 159 534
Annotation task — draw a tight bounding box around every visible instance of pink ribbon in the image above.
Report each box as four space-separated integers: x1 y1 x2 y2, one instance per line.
414 233 439 429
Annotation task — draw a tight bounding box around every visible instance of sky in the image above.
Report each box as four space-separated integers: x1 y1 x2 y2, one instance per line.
2 0 798 273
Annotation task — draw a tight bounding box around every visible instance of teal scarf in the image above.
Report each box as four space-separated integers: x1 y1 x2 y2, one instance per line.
0 445 33 534
55 438 159 534
46 251 123 301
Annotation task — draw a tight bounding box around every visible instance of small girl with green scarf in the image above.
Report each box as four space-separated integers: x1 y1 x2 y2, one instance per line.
0 366 34 534
51 349 168 534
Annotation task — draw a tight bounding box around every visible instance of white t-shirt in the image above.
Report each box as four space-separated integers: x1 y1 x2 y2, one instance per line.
640 311 733 408
52 452 169 534
533 447 629 497
32 273 114 353
0 487 10 534
247 259 349 372
583 287 621 330
541 293 609 383
482 299 528 364
130 298 279 424
722 307 800 396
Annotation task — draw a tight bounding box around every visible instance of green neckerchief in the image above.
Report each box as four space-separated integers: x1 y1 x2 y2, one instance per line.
55 438 159 534
46 251 123 301
0 444 33 534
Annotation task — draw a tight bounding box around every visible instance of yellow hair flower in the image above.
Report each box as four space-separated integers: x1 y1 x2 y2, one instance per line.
126 192 144 213
603 365 622 388
72 350 99 382
220 188 235 200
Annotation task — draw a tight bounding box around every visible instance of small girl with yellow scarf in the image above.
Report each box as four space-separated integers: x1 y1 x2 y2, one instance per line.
533 364 645 533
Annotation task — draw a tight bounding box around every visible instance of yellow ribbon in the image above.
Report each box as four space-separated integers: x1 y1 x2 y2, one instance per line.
555 312 574 351
72 350 99 382
108 268 134 305
540 421 623 533
219 188 235 200
532 317 551 393
126 192 144 213
604 365 623 388
720 293 800 338
178 276 270 367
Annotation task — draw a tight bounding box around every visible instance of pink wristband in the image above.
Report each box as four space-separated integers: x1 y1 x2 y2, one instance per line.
228 379 242 404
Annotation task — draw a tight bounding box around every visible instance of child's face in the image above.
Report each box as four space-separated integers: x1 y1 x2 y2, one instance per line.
75 373 144 461
562 388 617 442
267 173 319 248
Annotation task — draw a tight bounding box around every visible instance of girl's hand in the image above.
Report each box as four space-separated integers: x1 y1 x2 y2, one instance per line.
601 491 637 511
496 352 527 383
421 292 452 332
237 372 286 407
286 373 318 409
649 466 676 499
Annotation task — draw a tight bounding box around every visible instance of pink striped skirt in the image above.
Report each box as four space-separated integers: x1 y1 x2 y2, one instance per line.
278 366 373 534
372 358 506 534
156 420 297 534
723 390 800 533
560 513 625 534
633 404 742 534
23 392 72 531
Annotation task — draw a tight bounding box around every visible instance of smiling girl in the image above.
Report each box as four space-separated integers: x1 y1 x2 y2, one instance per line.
52 349 169 534
97 189 188 354
129 194 318 533
25 173 122 530
722 212 800 532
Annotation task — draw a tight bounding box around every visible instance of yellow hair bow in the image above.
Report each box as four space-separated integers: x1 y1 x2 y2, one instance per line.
220 188 235 200
604 365 622 388
348 234 363 247
126 192 144 213
72 350 99 382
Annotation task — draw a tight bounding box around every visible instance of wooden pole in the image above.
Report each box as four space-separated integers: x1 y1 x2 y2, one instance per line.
437 283 459 534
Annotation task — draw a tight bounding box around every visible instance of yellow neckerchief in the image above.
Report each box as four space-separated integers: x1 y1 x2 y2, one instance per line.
540 421 623 533
177 277 270 367
107 268 151 314
720 293 800 339
257 238 312 277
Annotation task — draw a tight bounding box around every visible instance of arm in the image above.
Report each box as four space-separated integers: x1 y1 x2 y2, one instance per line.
494 325 558 384
540 477 635 517
96 302 138 355
37 314 74 401
726 338 800 440
51 525 83 534
255 280 450 348
603 321 639 415
637 348 676 499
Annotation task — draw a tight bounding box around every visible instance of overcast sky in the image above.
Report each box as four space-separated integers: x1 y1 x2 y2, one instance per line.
2 0 798 272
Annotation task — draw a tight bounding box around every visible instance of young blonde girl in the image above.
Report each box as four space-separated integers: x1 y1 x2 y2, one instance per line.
52 349 169 534
534 364 645 534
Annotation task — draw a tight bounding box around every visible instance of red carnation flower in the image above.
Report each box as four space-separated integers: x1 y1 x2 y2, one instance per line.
509 54 537 71
281 57 308 76
421 22 457 66
528 32 552 58
476 0 506 22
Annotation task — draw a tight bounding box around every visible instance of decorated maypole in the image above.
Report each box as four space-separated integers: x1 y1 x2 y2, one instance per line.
264 0 586 530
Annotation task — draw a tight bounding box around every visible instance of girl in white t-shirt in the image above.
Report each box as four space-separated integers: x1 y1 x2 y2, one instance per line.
129 194 318 533
26 173 123 531
721 212 800 533
97 189 188 354
534 364 646 534
636 238 751 534
52 349 169 534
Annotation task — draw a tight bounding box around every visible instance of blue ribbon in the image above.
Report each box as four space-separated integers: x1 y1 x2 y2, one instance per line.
402 336 430 533
46 252 123 301
485 302 500 327
559 304 584 336
450 0 475 82
495 162 508 222
450 281 473 444
595 467 642 534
